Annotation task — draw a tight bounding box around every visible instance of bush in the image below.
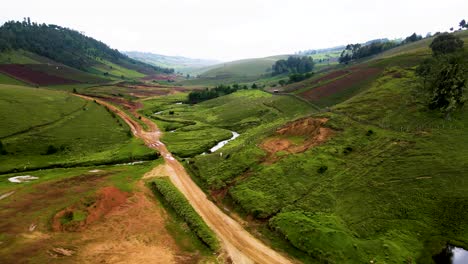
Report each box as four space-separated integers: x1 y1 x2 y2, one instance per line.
343 146 353 154
45 145 59 155
150 179 219 251
317 165 328 174
366 130 374 136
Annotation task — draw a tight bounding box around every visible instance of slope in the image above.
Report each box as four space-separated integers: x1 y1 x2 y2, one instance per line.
125 51 220 74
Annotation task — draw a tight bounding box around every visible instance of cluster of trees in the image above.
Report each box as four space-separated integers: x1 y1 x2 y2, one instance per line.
339 33 425 64
272 56 314 75
0 18 173 73
187 83 254 104
416 33 466 119
339 41 399 64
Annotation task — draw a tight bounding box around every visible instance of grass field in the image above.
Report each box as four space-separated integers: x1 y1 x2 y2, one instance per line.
141 90 315 158
0 84 156 173
183 64 468 263
90 59 146 79
0 72 28 85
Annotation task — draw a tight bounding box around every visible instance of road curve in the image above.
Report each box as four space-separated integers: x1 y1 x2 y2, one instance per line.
75 94 293 264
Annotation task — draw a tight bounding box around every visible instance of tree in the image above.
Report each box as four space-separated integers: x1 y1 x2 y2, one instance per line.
426 57 466 118
278 80 286 86
417 34 466 119
459 19 466 30
429 33 464 56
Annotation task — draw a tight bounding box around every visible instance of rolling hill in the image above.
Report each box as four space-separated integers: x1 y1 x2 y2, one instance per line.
0 20 174 85
124 51 220 74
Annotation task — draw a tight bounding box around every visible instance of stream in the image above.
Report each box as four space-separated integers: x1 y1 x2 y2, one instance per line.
434 245 468 264
210 131 240 153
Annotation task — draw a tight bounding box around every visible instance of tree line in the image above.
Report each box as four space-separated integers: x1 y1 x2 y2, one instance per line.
188 83 258 104
272 56 315 75
0 18 174 74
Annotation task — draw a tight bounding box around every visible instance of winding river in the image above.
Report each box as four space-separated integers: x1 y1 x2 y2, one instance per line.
210 131 240 153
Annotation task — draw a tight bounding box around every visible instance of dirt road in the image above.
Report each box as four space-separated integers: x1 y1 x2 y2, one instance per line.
75 94 293 264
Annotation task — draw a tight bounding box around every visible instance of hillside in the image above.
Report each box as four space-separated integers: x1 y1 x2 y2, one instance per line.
0 20 174 85
125 51 220 74
144 32 468 263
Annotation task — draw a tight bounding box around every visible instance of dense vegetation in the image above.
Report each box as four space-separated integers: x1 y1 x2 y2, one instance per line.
416 33 466 118
150 178 219 251
272 56 315 75
187 84 249 104
0 19 174 73
338 33 424 64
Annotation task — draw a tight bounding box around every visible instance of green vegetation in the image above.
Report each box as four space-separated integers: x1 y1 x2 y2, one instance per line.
188 65 468 262
142 90 314 158
0 72 27 85
150 178 219 251
272 56 314 75
0 84 156 173
416 33 466 118
187 84 248 103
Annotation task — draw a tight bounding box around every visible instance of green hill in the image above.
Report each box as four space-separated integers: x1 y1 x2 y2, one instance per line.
0 20 174 85
155 32 468 263
125 51 220 74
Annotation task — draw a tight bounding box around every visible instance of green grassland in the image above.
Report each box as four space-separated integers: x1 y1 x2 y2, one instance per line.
141 90 314 158
0 73 28 85
0 50 42 64
184 65 468 263
180 55 291 86
0 84 156 173
90 58 146 79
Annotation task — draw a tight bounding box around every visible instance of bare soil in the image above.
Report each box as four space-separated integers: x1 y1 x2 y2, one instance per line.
0 64 78 85
261 117 334 163
300 67 381 101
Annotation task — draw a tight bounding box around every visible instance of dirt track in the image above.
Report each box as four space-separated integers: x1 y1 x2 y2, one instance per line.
75 94 293 264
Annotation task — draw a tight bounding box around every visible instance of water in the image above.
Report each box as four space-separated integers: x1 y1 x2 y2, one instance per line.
210 131 240 153
434 245 468 264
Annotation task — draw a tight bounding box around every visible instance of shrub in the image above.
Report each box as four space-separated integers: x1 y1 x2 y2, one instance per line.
45 145 59 155
366 130 374 136
343 147 353 154
317 165 328 174
150 179 219 251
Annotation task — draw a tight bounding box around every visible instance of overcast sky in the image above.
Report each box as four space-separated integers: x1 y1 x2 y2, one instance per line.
2 0 467 61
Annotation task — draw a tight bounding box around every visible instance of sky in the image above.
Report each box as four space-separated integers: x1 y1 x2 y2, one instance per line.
2 0 467 61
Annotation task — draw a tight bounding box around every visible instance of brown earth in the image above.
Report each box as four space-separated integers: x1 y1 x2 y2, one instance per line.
283 69 349 93
0 64 79 85
75 94 295 264
52 186 129 232
300 67 381 101
261 117 334 163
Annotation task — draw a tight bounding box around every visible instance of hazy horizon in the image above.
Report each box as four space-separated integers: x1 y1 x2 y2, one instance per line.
2 0 467 61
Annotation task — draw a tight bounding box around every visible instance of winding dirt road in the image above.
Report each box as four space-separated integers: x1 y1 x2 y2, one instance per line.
75 94 293 264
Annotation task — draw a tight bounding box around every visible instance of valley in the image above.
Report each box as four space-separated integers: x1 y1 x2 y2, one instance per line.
0 14 468 264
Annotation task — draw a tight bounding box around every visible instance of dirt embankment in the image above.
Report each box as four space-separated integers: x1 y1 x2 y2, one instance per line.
52 186 129 232
261 117 334 163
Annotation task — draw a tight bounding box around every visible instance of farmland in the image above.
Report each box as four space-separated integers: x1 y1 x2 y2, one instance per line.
0 84 156 173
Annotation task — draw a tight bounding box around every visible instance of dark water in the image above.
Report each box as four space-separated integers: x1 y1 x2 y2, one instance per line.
434 245 468 264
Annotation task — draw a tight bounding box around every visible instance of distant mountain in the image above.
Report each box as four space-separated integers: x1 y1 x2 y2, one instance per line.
0 19 173 76
124 51 220 74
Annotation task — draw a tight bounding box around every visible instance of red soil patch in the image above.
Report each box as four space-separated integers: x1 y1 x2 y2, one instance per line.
0 64 79 85
142 74 178 81
300 67 381 101
52 186 129 232
261 117 334 163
